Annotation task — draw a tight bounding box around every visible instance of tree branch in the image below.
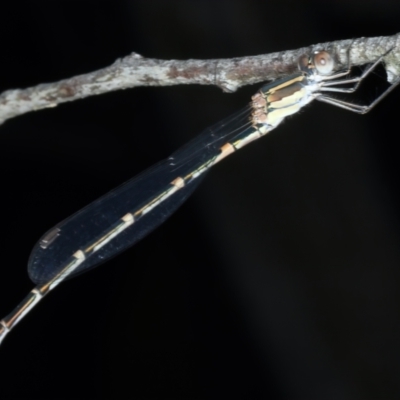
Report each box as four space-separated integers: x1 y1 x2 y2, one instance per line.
1 33 399 125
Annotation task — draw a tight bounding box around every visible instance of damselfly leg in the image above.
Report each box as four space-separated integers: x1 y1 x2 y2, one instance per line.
315 46 400 113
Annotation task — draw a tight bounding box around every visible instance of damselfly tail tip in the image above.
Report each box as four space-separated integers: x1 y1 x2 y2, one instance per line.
0 322 9 346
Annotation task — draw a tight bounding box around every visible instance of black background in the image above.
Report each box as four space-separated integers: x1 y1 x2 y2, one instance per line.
1 1 400 399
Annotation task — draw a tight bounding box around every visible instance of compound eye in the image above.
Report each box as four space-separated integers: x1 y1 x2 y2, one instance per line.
312 50 335 75
298 54 310 72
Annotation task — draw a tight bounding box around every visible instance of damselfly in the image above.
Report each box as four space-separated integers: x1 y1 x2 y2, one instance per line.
1 46 399 344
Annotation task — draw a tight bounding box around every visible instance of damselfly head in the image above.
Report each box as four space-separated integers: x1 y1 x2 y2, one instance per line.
298 50 336 76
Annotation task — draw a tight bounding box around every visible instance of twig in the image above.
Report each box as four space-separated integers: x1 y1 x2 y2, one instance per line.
0 33 399 126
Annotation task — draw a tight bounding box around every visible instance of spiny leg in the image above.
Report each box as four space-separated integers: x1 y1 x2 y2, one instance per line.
316 75 400 114
321 47 395 94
